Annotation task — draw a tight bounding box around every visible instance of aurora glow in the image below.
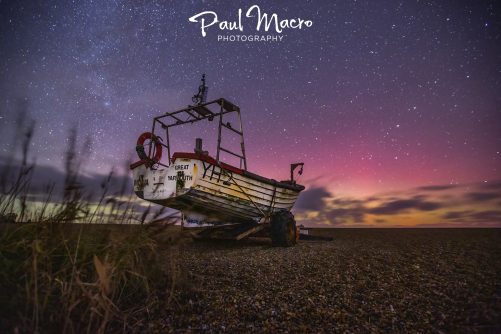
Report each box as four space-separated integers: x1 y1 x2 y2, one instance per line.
0 1 499 226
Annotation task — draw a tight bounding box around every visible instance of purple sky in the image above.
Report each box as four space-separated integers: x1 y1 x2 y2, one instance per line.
0 1 500 226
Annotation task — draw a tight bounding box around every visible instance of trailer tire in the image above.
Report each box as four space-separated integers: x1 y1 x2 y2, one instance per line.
270 210 297 247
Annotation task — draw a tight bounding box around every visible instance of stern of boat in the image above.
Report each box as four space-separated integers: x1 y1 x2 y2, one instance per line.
132 158 198 203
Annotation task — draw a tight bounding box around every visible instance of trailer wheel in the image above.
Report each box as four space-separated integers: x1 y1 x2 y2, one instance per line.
270 210 297 247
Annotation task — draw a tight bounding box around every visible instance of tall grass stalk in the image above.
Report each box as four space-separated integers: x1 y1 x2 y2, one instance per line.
0 121 177 333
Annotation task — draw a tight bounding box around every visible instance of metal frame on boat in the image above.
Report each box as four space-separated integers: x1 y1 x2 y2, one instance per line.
146 97 247 170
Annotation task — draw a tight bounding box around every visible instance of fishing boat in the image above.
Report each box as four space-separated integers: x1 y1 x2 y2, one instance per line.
130 76 304 246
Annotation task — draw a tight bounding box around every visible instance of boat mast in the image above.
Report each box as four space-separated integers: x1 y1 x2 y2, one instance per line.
192 74 208 105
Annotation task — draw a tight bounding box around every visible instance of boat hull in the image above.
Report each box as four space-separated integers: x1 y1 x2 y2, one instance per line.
132 154 303 224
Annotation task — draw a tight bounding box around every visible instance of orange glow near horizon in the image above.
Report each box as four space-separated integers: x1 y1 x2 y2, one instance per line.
293 179 501 228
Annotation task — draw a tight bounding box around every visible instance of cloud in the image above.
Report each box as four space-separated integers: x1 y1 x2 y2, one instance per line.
296 179 501 227
443 210 501 223
442 210 473 220
471 210 501 221
295 186 331 211
417 184 459 191
368 197 442 215
480 180 501 191
296 194 368 226
465 192 501 202
324 206 366 225
0 160 133 202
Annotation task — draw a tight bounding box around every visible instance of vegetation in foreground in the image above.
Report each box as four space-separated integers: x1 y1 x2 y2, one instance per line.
0 222 174 333
0 108 177 333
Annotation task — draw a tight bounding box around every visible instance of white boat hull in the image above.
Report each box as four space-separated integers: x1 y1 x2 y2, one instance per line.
132 153 304 224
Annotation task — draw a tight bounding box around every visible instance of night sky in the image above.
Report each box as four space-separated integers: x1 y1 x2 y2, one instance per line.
0 1 500 226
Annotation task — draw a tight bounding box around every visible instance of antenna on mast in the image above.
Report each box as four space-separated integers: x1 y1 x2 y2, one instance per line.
192 74 208 105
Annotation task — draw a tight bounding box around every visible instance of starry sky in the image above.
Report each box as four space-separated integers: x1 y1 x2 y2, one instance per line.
0 0 500 226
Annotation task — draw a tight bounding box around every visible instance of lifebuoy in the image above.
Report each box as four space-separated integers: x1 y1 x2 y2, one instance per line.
136 132 162 165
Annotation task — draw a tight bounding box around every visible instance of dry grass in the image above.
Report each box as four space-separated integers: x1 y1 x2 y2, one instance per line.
0 115 178 333
0 222 172 333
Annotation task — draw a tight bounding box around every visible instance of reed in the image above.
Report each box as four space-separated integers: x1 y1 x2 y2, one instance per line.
0 118 177 333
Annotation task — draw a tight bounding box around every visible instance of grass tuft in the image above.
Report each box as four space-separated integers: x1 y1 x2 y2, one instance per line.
0 118 178 333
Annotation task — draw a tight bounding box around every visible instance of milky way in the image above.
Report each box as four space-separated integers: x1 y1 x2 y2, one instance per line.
0 1 500 204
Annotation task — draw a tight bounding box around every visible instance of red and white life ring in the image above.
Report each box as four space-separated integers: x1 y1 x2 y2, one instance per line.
135 132 162 165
